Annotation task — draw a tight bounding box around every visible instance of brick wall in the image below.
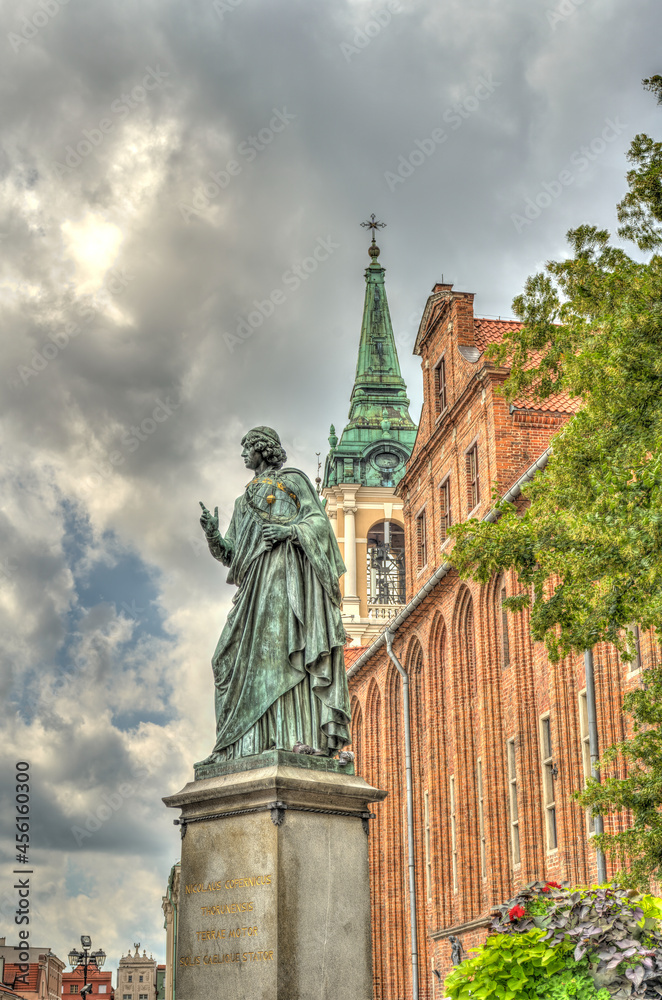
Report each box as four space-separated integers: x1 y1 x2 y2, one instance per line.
347 286 649 999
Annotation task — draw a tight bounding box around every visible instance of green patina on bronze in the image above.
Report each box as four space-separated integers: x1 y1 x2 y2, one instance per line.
323 228 418 490
197 426 351 774
194 748 355 781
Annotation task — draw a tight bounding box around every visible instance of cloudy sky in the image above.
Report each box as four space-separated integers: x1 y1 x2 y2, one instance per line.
0 0 660 976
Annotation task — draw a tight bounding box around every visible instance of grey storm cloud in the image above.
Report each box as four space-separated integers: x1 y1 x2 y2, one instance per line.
0 0 660 973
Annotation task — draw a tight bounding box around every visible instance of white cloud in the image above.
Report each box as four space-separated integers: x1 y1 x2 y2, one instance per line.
1 0 660 974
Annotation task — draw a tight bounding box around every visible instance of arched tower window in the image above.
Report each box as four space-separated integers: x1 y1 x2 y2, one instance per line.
366 520 405 608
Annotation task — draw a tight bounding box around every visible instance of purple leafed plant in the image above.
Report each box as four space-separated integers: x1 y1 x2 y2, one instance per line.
491 882 662 998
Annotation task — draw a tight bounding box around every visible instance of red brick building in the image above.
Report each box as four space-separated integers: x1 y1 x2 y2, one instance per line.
344 283 654 998
61 965 113 1000
0 940 64 1000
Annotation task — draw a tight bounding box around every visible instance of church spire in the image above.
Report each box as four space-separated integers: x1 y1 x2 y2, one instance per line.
323 219 417 489
352 220 407 405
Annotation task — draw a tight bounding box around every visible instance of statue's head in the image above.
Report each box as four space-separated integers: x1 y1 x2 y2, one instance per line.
241 426 287 470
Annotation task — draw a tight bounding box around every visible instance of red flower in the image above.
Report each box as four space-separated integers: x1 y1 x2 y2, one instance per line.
545 881 562 890
509 905 526 921
541 886 550 893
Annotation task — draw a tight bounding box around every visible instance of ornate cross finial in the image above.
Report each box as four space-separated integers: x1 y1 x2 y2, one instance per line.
360 214 386 245
361 214 386 261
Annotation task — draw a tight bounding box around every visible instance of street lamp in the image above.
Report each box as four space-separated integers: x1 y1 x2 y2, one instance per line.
68 937 107 987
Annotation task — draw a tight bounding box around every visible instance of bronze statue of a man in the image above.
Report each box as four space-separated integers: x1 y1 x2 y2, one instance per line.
198 426 351 765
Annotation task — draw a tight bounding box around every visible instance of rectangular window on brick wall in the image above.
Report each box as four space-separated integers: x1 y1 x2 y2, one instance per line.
434 357 447 414
424 790 432 902
466 444 480 512
450 774 458 893
477 758 487 881
579 691 596 835
507 738 520 865
440 478 451 542
501 587 510 668
416 508 427 570
540 715 558 851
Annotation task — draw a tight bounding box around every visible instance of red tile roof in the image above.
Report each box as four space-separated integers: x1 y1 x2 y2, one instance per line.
473 317 580 415
344 646 368 669
514 386 580 414
3 967 39 992
473 317 524 352
0 985 29 1000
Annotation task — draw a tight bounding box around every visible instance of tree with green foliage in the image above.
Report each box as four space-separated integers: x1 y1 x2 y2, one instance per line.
451 75 662 662
577 668 662 890
450 77 662 888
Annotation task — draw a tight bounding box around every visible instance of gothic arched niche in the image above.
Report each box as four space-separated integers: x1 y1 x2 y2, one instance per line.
351 698 363 776
365 681 383 795
366 518 406 607
491 572 510 670
429 613 448 713
364 680 386 998
406 636 424 674
455 585 477 700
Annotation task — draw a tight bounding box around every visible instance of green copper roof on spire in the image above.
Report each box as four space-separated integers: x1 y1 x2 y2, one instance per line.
323 223 417 489
352 244 406 397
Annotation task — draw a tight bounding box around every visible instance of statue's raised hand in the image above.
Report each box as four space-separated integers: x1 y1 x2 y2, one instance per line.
199 502 220 538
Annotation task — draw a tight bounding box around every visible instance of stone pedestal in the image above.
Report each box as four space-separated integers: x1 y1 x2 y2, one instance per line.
163 751 386 1000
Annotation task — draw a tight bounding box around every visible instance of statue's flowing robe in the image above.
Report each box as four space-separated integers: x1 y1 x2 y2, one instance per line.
206 467 351 758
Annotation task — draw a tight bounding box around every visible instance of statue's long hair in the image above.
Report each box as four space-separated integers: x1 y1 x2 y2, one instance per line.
242 428 287 469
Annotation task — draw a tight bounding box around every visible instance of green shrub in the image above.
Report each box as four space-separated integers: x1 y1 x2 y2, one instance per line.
444 883 662 1000
533 965 610 1000
444 929 564 1000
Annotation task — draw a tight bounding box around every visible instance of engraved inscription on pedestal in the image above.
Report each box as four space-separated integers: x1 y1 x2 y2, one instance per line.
180 874 273 968
176 814 278 999
165 762 388 1000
